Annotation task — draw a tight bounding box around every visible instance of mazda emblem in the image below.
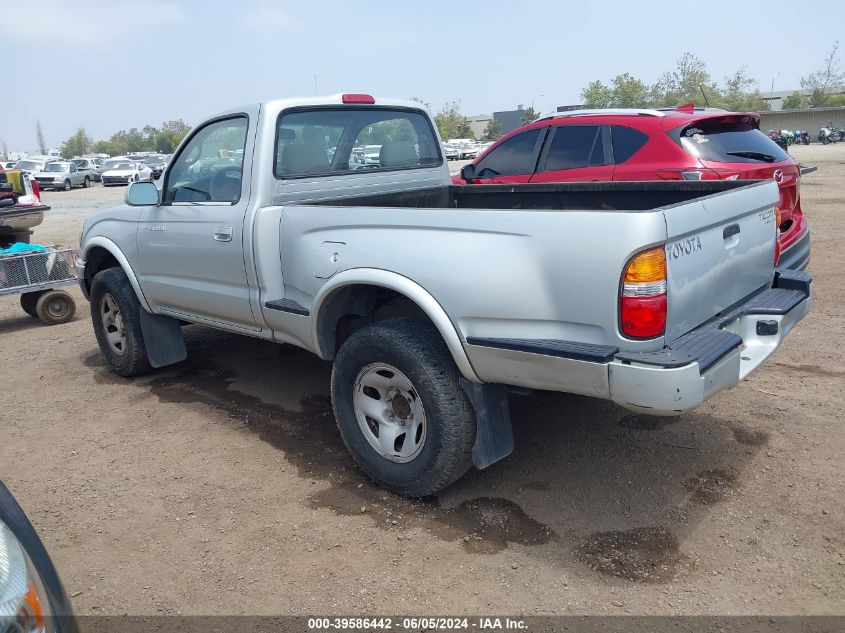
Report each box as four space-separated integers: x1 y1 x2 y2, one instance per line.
773 169 784 184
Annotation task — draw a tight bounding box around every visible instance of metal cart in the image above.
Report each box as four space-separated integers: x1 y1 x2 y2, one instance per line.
0 247 78 324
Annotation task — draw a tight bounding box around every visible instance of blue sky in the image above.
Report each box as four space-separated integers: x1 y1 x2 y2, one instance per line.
4 0 844 152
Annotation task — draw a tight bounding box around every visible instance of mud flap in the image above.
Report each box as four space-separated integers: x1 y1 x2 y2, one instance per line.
139 310 187 368
459 379 514 469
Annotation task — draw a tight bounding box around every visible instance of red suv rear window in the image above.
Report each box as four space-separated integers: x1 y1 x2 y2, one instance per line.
671 117 790 164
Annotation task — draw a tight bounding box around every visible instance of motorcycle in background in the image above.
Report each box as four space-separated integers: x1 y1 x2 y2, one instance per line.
795 130 811 145
768 129 789 152
818 126 843 144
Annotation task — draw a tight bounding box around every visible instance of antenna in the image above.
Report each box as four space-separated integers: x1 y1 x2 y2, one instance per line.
699 84 710 107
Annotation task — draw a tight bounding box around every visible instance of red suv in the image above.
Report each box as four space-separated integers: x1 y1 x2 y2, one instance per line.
453 107 810 270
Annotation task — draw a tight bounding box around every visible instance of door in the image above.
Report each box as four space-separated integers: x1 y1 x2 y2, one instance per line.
471 127 546 184
68 162 80 185
529 124 613 183
136 111 257 328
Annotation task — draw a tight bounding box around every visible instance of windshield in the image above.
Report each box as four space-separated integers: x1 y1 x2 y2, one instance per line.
45 163 68 172
144 155 165 164
71 159 86 167
15 160 41 170
673 117 790 164
107 162 133 170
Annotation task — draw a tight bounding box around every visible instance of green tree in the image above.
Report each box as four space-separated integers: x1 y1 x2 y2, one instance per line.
153 119 191 153
801 41 844 107
653 52 721 106
720 67 769 111
482 117 503 140
520 106 539 124
782 91 806 110
60 127 92 158
581 80 614 108
434 101 473 140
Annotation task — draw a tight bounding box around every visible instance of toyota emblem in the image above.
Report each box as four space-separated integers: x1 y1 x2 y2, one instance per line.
773 169 784 184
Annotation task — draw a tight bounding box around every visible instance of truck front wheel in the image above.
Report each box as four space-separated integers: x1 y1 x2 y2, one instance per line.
90 267 153 376
331 318 476 497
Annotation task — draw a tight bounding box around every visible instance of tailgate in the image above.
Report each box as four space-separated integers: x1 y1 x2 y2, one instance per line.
662 181 778 342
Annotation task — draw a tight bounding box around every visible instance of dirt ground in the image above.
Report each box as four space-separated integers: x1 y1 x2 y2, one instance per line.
1 146 843 617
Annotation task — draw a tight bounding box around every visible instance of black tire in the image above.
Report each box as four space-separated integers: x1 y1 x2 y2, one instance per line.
83 176 90 188
20 291 45 317
63 179 71 191
35 289 76 325
90 267 153 376
331 318 476 497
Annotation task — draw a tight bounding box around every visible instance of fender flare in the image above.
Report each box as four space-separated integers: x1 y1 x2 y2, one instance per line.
80 236 152 313
310 268 482 383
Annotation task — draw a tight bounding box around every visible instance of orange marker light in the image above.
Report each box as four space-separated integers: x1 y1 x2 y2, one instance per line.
624 248 666 284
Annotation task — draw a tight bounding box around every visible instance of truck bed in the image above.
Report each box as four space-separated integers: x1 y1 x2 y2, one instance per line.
316 180 752 212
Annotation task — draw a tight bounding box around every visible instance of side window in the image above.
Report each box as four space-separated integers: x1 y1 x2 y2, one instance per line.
542 126 604 172
164 116 248 203
474 129 542 177
611 126 649 163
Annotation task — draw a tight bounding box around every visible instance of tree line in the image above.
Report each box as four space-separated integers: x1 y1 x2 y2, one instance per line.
581 44 844 111
57 120 192 158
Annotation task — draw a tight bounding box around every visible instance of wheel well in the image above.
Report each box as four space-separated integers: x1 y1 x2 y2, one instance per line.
317 285 432 358
82 247 120 294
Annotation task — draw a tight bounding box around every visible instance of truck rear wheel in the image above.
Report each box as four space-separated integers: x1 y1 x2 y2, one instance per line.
331 318 476 497
90 267 153 376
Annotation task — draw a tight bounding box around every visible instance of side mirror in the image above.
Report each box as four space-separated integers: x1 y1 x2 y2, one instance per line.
125 181 159 206
460 163 476 183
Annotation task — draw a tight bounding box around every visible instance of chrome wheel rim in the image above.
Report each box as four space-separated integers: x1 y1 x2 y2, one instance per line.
353 363 427 463
100 293 127 355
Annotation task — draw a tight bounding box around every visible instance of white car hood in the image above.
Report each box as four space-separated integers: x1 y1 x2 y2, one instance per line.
103 169 134 177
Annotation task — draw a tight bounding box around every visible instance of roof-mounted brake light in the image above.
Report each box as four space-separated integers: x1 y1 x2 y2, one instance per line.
342 94 375 104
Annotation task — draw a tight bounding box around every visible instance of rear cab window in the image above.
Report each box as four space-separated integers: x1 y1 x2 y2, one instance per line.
275 107 442 178
671 115 790 164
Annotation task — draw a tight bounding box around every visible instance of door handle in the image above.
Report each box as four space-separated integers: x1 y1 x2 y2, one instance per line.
213 226 233 242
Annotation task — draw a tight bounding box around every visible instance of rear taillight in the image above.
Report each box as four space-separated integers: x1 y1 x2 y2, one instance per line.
620 247 667 339
655 169 719 181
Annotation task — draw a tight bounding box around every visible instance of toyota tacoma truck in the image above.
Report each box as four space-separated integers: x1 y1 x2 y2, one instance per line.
76 94 811 496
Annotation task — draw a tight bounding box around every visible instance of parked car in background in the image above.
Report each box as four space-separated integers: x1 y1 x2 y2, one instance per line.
13 156 57 176
364 144 382 166
143 153 168 179
70 158 100 182
459 142 482 160
442 143 461 160
101 160 152 186
454 106 810 271
32 160 91 191
2 161 18 170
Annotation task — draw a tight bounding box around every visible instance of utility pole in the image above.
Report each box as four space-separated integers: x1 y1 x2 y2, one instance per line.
314 75 318 96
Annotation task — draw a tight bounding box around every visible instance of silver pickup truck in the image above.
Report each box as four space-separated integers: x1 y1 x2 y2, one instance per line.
76 94 811 496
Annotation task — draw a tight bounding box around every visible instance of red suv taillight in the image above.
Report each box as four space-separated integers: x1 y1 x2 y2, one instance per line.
620 247 667 339
655 168 720 180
